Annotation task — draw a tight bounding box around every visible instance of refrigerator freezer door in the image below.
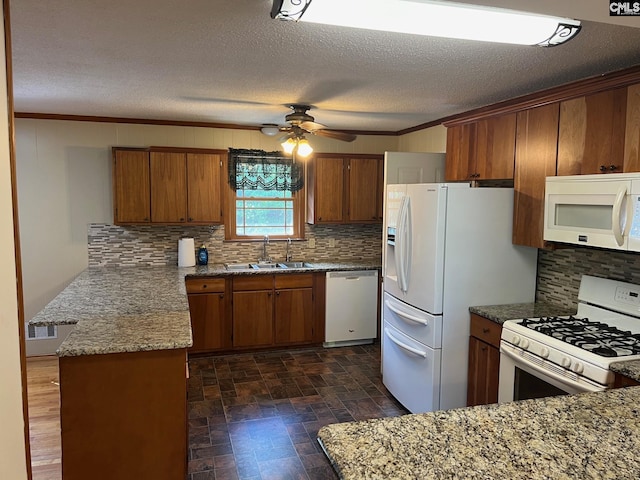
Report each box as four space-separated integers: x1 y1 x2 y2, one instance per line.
384 184 446 314
383 292 442 348
382 321 441 413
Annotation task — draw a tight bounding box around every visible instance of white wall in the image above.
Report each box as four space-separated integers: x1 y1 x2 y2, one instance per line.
0 0 29 476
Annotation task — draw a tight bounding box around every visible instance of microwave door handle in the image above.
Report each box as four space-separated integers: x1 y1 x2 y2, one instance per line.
612 185 627 247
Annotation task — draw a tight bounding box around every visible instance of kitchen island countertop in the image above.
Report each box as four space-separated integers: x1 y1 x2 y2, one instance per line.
30 262 380 356
318 386 640 479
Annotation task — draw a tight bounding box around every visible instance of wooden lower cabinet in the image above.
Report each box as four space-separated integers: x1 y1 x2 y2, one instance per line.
59 349 188 480
186 277 231 353
233 290 274 347
467 314 502 407
275 274 314 345
613 372 640 388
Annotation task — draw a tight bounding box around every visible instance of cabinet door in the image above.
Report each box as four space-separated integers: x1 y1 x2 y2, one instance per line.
314 157 344 223
466 336 500 407
557 88 627 175
113 150 150 223
232 291 273 347
187 292 230 352
186 153 223 224
347 157 380 222
445 123 477 181
624 83 640 172
150 152 187 223
274 288 313 345
376 158 384 221
475 113 516 180
512 103 560 248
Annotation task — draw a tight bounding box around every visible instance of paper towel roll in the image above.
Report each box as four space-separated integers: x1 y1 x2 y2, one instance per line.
178 238 196 267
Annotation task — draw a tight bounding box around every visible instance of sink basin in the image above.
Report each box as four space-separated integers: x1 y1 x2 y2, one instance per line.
278 262 314 269
252 263 281 269
224 263 255 271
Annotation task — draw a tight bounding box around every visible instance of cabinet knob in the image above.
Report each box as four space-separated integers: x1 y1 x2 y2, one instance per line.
203 284 207 289
481 346 488 352
482 328 490 334
219 294 224 299
318 217 322 221
610 165 618 171
180 218 185 222
600 165 607 172
276 291 280 296
188 217 193 222
268 292 272 297
144 217 149 221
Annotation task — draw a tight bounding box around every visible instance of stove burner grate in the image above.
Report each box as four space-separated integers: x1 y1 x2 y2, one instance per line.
519 316 640 358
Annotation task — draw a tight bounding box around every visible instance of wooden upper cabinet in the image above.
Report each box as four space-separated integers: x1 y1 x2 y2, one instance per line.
557 87 627 175
113 149 150 224
150 152 187 223
512 103 560 249
446 123 477 181
311 156 344 223
347 157 380 222
625 83 640 173
186 153 223 223
446 114 515 181
475 113 516 180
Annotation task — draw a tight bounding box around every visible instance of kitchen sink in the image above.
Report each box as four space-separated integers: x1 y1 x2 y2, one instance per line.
252 263 281 269
224 263 255 271
278 262 314 268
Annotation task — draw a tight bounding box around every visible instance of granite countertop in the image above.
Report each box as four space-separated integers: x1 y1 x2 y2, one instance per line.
469 301 576 325
30 262 380 357
318 386 640 479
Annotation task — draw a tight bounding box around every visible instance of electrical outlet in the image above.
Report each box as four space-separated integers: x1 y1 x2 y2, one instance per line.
328 238 335 248
308 238 316 249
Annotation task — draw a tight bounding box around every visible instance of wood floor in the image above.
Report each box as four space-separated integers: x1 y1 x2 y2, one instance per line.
26 356 62 480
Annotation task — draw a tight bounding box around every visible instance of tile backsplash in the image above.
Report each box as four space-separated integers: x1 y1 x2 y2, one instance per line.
537 247 640 309
88 223 382 267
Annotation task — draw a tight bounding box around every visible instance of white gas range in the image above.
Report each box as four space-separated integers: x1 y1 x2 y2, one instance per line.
499 275 640 403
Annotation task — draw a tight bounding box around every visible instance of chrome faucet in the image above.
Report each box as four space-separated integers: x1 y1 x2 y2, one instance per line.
285 238 292 262
260 235 271 263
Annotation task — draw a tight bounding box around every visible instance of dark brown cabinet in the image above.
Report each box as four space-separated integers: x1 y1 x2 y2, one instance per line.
557 88 628 175
185 277 231 353
113 149 151 223
467 313 502 407
274 274 314 345
113 147 224 225
512 103 560 249
307 154 383 224
446 114 516 181
625 83 640 172
613 372 640 388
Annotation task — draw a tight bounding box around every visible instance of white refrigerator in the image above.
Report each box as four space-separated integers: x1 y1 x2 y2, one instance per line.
382 183 537 413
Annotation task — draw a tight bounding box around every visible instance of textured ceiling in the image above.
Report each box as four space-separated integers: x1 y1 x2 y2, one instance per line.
9 0 640 133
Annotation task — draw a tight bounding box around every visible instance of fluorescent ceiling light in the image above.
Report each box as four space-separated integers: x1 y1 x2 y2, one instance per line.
271 0 581 47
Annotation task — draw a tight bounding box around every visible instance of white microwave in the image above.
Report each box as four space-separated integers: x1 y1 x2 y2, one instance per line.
544 173 640 252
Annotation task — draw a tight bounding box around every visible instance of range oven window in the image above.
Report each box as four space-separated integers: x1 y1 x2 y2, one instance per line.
513 367 567 401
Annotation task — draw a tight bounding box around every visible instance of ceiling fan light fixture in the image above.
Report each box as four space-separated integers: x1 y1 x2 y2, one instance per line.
296 138 313 157
281 137 297 154
271 0 581 47
260 124 280 136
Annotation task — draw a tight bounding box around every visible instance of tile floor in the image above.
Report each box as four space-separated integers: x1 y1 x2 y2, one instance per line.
187 343 408 480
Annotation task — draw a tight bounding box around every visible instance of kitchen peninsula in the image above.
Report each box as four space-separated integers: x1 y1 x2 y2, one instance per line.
30 262 380 479
318 385 640 479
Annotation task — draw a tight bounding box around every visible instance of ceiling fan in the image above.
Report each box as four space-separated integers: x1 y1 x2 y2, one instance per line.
262 104 357 143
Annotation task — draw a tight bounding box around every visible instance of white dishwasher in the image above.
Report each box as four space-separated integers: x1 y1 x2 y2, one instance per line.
324 270 379 347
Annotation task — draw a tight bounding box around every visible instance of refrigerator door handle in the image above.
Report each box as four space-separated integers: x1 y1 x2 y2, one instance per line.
402 195 412 292
395 196 407 292
385 300 428 326
384 327 428 358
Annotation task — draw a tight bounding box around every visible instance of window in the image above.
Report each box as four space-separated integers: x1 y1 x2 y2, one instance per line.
225 149 305 240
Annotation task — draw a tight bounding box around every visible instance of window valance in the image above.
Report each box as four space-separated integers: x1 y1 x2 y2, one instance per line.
228 148 304 193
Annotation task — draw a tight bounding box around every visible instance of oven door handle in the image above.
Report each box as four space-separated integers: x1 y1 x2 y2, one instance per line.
500 344 606 393
384 328 428 358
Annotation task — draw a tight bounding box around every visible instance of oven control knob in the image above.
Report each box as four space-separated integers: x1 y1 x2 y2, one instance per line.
520 338 530 349
540 347 550 358
511 335 521 346
571 362 584 374
561 357 572 368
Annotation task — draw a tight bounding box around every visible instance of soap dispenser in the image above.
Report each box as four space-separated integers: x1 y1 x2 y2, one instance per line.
197 244 209 266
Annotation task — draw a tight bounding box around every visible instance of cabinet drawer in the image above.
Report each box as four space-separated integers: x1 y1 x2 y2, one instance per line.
185 277 225 294
469 313 502 348
233 275 274 291
275 274 314 289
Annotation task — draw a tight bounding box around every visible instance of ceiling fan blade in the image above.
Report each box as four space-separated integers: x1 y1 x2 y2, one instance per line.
311 129 357 142
299 120 327 132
